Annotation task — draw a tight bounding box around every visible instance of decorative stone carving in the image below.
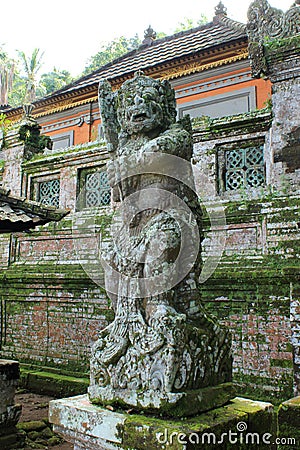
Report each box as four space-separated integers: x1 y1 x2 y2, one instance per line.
0 360 21 437
19 104 53 160
89 72 233 416
214 1 227 16
142 26 157 46
247 0 300 77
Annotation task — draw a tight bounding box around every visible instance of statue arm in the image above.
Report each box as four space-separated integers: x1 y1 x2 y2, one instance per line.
142 122 193 160
98 80 119 154
99 80 121 200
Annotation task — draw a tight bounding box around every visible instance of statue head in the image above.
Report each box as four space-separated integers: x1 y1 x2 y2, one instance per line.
116 72 177 137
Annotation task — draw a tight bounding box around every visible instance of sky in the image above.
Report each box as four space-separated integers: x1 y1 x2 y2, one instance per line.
1 0 295 77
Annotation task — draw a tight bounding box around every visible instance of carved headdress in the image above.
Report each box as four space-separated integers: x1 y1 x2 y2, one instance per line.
98 72 177 151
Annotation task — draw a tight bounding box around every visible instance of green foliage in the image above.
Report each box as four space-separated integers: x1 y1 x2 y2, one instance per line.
0 112 11 132
38 68 74 96
174 14 208 33
264 34 300 52
263 94 272 111
19 123 52 159
18 48 44 103
156 31 167 39
0 46 75 106
83 35 141 74
0 46 15 105
0 112 12 148
7 72 26 106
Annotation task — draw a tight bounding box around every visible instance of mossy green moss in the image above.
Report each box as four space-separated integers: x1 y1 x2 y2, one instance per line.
20 368 89 397
118 396 276 450
278 397 300 450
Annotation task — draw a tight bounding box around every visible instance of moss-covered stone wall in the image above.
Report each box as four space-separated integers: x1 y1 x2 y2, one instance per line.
0 211 114 375
0 193 298 402
0 263 112 374
201 194 299 401
0 109 298 402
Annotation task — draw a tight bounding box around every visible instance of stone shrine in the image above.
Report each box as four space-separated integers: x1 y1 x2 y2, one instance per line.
0 360 22 449
88 72 233 416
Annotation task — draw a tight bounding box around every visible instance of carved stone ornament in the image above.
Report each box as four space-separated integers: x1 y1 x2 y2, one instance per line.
142 25 157 46
247 0 300 78
214 1 227 16
88 72 233 416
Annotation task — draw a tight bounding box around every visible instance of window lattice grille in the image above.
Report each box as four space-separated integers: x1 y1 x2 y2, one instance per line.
225 146 264 191
85 170 110 207
38 179 60 207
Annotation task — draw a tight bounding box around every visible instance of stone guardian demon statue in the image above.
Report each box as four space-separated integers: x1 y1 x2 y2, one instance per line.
89 72 233 416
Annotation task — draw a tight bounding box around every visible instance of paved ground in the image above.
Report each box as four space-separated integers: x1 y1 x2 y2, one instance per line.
16 391 73 449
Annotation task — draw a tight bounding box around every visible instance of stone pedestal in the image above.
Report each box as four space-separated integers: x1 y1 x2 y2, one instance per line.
0 359 22 449
49 394 276 450
278 396 300 450
89 382 235 418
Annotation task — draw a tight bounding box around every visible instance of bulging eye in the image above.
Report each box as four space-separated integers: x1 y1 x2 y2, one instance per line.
125 95 134 104
142 93 152 101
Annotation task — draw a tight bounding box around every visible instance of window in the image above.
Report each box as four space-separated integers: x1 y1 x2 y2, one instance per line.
78 166 111 209
218 141 265 193
225 146 264 191
51 131 74 150
38 178 60 207
178 87 256 119
98 124 105 140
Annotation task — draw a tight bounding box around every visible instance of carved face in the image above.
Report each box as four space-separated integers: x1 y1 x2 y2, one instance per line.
117 76 168 136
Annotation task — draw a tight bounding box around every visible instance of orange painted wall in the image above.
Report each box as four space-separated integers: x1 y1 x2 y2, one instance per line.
41 106 101 146
175 67 271 110
41 70 272 146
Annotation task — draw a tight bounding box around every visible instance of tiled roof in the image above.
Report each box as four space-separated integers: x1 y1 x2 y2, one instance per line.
43 14 247 99
0 188 69 232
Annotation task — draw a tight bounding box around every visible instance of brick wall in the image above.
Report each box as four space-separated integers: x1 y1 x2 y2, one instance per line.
1 263 112 373
0 110 298 401
0 191 298 401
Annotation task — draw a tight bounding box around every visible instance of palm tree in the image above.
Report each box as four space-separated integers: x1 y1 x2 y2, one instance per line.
18 48 44 103
0 48 15 105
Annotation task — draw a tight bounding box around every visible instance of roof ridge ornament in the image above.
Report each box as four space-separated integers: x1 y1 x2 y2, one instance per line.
142 25 157 46
23 103 34 119
214 1 227 16
247 0 300 78
213 1 245 31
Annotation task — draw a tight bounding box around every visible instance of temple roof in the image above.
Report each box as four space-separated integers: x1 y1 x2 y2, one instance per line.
4 11 247 119
0 188 69 232
50 14 246 97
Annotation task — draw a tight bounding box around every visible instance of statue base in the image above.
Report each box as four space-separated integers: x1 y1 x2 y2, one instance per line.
0 359 22 449
49 394 276 450
88 382 235 417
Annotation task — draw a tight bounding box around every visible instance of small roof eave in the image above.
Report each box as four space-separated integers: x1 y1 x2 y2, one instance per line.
0 187 69 233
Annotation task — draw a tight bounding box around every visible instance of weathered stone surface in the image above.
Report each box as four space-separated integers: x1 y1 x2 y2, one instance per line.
0 430 25 450
50 395 126 449
291 284 300 397
247 0 300 78
49 394 276 450
90 382 235 418
247 2 300 196
278 396 300 449
0 359 21 437
89 72 232 414
0 360 19 411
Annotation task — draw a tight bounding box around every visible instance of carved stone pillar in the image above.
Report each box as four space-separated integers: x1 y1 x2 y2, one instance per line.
247 0 300 191
248 0 300 395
